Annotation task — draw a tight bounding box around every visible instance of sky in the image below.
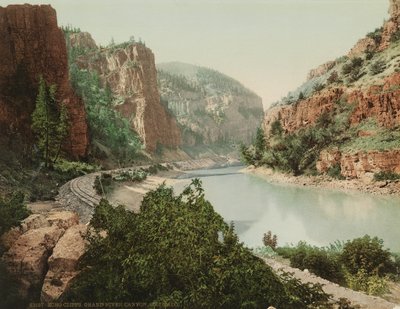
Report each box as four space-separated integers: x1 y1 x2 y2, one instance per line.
0 0 389 108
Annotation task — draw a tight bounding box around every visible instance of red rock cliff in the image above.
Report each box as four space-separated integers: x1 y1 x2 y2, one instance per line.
0 4 88 158
75 35 181 152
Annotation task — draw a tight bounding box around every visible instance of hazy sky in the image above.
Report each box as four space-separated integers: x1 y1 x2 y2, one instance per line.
0 0 389 108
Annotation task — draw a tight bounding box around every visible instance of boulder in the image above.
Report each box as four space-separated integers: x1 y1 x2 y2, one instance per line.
41 224 88 302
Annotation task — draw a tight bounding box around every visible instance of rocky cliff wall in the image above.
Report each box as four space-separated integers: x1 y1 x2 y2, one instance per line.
317 148 400 179
0 4 88 158
264 73 400 134
157 62 264 146
74 36 181 152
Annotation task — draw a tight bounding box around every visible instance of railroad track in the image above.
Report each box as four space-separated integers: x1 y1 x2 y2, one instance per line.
69 173 102 207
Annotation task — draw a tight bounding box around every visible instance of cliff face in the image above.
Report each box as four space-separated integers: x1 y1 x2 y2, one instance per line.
0 4 88 158
264 0 400 178
157 62 264 146
74 34 181 152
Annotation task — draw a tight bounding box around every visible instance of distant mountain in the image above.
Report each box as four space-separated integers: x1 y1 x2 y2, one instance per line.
157 62 264 147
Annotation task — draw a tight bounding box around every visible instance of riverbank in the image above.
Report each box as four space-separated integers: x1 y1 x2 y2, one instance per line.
243 166 400 197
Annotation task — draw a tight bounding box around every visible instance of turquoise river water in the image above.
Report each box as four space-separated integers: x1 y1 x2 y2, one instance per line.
174 166 400 252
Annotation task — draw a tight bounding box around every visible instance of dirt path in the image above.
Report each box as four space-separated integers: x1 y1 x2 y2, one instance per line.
264 258 399 309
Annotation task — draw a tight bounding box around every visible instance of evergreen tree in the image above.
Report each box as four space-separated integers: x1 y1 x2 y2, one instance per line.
31 77 69 167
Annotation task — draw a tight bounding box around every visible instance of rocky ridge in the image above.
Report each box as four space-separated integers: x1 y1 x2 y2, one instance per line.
157 62 264 146
264 0 400 179
0 4 88 158
70 33 181 152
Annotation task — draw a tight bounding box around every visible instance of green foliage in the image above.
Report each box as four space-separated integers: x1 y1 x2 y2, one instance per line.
270 120 284 136
94 173 113 195
373 171 400 181
313 82 325 93
66 181 330 308
342 58 364 81
327 164 345 180
344 269 389 296
242 98 355 175
370 60 386 75
340 235 394 276
65 34 142 162
54 159 99 179
366 27 383 45
61 24 81 34
341 125 400 153
298 91 305 100
0 192 30 236
390 28 400 42
276 242 344 284
31 77 69 167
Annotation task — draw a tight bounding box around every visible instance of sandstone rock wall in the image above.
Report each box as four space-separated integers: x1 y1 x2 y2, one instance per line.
317 149 400 179
263 88 344 134
0 4 88 158
1 211 87 301
75 35 181 152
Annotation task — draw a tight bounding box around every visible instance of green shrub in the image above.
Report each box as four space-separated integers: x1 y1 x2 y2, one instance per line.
340 235 394 276
0 260 29 309
345 269 389 296
0 192 30 236
373 171 400 181
370 60 386 75
313 82 325 93
65 181 330 308
93 173 113 195
54 159 99 178
366 27 383 45
277 242 344 284
327 164 345 180
342 57 363 76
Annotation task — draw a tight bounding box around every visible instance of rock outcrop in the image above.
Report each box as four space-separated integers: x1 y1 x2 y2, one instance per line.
264 88 344 134
307 61 337 80
0 4 88 158
157 62 264 146
317 149 400 179
1 211 86 301
72 33 181 152
41 224 87 302
263 0 400 179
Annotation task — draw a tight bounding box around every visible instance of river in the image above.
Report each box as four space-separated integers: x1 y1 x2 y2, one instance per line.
174 166 400 252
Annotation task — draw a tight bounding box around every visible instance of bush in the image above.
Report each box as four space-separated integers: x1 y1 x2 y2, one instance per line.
277 242 344 284
327 164 345 180
54 159 99 178
65 181 330 308
345 269 389 296
93 173 113 195
340 235 394 276
373 171 400 181
342 57 363 76
0 192 30 236
366 27 383 45
370 60 386 75
0 260 29 309
313 82 325 93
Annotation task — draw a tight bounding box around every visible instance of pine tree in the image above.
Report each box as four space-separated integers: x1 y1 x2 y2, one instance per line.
31 77 69 167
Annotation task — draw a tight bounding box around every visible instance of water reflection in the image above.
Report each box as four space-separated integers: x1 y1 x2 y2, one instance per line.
174 167 400 252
